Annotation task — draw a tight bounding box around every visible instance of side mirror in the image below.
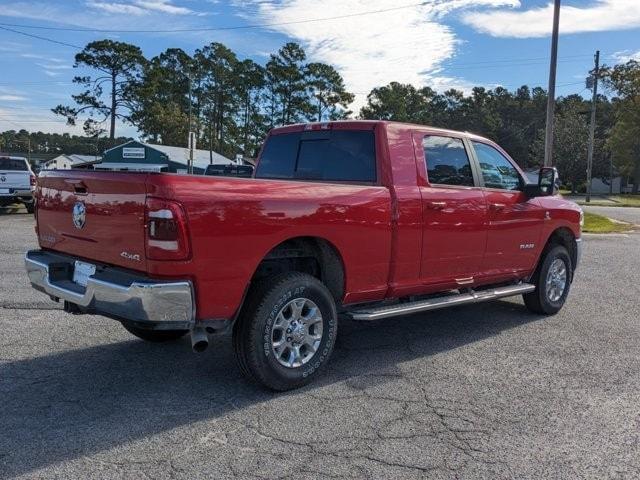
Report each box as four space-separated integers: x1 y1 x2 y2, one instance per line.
538 166 558 196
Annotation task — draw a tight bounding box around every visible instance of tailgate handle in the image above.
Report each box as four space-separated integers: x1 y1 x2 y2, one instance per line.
64 179 88 194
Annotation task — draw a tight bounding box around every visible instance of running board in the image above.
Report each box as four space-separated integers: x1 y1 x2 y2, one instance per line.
347 283 536 321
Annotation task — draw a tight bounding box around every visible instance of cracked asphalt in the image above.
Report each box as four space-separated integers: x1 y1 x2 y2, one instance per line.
1 206 639 479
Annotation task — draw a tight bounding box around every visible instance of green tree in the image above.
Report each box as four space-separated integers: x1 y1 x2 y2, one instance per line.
53 40 146 139
265 43 313 126
195 42 241 159
132 48 193 146
236 59 267 155
306 63 354 121
602 60 640 193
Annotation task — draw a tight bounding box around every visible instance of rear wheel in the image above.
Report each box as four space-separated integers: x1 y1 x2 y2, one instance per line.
121 323 189 343
523 244 572 315
233 272 338 391
25 202 34 214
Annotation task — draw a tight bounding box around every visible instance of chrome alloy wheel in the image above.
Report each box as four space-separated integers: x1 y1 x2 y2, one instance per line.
545 258 567 302
270 298 323 368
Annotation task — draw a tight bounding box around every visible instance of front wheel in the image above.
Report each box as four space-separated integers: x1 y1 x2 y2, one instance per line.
523 244 573 315
233 272 338 391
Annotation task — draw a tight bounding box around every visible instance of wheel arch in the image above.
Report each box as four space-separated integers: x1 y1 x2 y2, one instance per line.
538 227 578 279
249 236 346 305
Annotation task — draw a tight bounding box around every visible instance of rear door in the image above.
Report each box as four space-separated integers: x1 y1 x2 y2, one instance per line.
469 140 545 277
0 157 30 193
36 171 149 271
414 133 488 286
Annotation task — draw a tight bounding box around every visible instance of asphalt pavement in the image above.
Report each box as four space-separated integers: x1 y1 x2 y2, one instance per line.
1 206 639 479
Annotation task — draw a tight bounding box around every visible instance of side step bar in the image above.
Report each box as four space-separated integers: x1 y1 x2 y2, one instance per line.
347 283 536 321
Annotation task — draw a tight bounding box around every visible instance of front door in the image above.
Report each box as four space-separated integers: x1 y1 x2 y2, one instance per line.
470 140 545 278
415 133 488 287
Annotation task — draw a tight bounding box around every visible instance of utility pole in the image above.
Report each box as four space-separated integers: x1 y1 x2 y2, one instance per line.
543 0 561 167
187 72 194 174
586 50 600 203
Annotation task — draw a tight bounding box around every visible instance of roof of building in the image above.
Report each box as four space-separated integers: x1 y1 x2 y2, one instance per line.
46 154 101 167
104 140 233 168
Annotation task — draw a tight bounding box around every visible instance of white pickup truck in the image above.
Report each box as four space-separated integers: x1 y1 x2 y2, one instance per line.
0 156 36 213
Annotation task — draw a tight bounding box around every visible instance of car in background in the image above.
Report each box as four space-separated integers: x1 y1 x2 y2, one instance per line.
0 156 36 213
204 164 254 178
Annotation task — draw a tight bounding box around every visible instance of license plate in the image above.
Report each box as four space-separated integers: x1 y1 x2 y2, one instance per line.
0 188 9 194
72 261 96 287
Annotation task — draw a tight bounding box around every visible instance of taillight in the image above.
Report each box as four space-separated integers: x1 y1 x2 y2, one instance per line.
145 197 191 261
30 174 36 186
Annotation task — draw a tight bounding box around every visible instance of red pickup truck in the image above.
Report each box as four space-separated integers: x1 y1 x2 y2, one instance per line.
26 121 583 390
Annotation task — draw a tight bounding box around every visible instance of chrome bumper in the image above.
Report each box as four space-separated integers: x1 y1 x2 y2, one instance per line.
25 250 195 328
0 189 32 198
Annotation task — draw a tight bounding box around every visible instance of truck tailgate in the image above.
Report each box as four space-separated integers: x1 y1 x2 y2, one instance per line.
36 171 149 271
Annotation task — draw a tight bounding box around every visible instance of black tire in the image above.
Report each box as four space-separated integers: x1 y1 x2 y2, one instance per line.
233 272 338 391
25 202 35 214
523 244 572 315
121 323 189 343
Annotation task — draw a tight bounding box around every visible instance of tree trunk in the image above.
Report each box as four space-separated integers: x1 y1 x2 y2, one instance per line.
243 93 249 155
110 73 116 139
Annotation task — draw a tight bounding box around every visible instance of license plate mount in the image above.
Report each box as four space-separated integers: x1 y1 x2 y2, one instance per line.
72 261 96 287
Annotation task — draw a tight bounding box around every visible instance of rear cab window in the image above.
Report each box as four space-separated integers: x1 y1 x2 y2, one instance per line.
0 158 29 171
256 129 376 183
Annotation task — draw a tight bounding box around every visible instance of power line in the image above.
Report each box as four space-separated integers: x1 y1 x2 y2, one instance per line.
0 25 82 49
0 2 430 33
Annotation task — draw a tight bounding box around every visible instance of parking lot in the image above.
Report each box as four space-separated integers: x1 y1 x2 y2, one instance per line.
1 206 639 479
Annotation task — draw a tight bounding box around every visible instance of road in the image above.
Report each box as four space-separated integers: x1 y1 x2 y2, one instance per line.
581 205 640 226
1 208 639 479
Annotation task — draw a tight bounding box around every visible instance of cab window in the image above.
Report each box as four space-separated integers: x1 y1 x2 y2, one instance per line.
423 136 474 187
472 141 521 191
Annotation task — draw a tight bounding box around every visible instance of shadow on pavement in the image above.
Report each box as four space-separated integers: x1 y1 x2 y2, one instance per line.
0 299 544 477
0 205 28 215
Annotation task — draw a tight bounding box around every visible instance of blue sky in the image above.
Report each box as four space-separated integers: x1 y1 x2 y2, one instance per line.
0 0 639 138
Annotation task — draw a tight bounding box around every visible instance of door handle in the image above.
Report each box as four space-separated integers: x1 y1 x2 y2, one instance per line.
64 179 87 194
489 203 506 211
427 201 447 210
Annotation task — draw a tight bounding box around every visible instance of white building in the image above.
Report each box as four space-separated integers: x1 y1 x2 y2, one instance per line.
42 154 101 170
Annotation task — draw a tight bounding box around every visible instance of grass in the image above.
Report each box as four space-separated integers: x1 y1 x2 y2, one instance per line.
582 212 631 233
609 195 640 207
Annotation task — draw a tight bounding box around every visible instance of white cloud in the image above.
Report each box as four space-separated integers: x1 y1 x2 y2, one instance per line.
86 2 148 15
36 63 72 70
86 0 199 16
133 0 195 15
243 0 517 112
462 0 640 38
0 95 28 101
20 54 65 62
612 50 640 63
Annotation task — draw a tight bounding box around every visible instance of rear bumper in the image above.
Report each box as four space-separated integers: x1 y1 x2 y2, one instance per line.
25 250 195 329
0 189 33 201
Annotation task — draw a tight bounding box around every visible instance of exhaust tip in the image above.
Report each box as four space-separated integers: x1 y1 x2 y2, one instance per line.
192 339 209 353
191 327 209 353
